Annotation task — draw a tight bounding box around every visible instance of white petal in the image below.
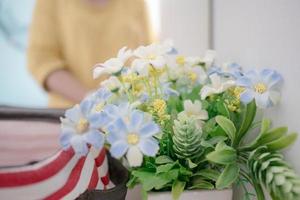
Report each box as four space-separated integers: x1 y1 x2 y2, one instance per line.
93 65 109 79
210 73 222 89
183 100 193 111
255 92 271 109
200 86 216 100
269 90 281 105
126 146 143 167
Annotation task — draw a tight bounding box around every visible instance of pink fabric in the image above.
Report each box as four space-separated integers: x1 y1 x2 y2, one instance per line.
0 120 61 166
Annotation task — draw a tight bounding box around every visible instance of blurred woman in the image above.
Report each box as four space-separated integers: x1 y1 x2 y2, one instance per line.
27 0 153 108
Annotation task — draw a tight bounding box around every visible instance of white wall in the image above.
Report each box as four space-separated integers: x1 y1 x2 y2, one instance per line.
213 0 300 174
159 0 211 55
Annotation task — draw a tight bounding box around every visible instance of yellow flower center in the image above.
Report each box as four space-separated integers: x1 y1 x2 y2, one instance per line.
127 133 139 145
94 102 104 112
147 54 157 60
188 72 197 82
176 56 186 65
76 118 89 134
254 83 267 94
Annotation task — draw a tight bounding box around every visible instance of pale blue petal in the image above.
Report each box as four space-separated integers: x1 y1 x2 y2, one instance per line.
260 69 273 78
139 122 160 137
245 70 260 83
103 104 119 118
110 141 129 158
255 92 271 109
129 110 144 131
65 106 81 122
84 130 104 149
80 100 93 117
95 88 112 100
113 118 128 133
236 77 252 87
107 130 125 144
88 112 111 128
268 72 283 89
240 89 255 104
70 136 88 156
59 132 73 149
138 138 159 156
107 119 127 143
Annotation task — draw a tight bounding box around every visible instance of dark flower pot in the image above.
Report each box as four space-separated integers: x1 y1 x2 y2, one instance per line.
77 155 129 200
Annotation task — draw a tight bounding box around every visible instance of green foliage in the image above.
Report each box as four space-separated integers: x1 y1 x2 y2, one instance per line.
206 141 237 165
215 115 236 144
234 100 257 147
241 118 298 152
172 180 186 200
172 113 204 162
248 147 300 200
216 163 240 189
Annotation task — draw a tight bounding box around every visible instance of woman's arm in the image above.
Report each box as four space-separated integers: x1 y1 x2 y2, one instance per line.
27 0 88 104
46 70 89 103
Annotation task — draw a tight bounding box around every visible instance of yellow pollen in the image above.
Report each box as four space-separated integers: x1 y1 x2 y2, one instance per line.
254 83 267 94
94 103 104 112
76 118 89 134
233 87 245 99
147 54 157 60
153 99 167 114
188 72 197 82
127 134 139 145
176 56 186 65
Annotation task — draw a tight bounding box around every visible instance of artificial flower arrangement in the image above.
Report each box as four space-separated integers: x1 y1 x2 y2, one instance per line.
59 41 300 200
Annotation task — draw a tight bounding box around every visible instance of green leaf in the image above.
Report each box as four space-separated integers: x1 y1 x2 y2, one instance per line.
188 180 214 190
235 100 257 147
155 156 174 164
216 101 230 118
206 148 237 165
172 180 186 200
192 169 220 181
156 163 176 174
267 133 298 151
215 115 236 142
188 159 197 169
255 127 288 147
126 175 138 189
261 118 272 134
216 163 240 189
132 171 171 191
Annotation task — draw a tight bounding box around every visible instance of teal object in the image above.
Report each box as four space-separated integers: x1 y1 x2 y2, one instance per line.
0 0 47 107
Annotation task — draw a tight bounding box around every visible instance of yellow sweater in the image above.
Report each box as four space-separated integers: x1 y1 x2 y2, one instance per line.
27 0 152 108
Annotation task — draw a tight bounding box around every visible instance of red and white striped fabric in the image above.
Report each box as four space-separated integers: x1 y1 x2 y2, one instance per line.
0 147 113 200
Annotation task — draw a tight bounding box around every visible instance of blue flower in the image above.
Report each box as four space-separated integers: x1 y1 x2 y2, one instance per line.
60 99 109 155
88 87 112 112
236 69 283 108
106 109 160 167
208 63 243 79
161 82 179 100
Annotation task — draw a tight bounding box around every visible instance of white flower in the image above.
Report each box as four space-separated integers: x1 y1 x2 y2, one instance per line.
101 76 122 92
132 41 172 76
181 100 208 128
202 50 216 69
93 47 132 79
200 73 236 100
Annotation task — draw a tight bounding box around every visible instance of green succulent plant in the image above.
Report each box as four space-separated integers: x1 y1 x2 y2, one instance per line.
249 147 300 200
172 113 204 163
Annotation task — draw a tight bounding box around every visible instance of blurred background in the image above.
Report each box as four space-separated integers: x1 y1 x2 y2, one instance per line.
0 0 299 198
